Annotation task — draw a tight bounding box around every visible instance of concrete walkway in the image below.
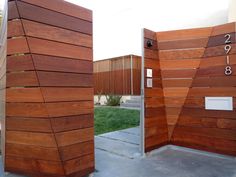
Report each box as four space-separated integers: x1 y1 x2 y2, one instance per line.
95 127 141 159
1 127 236 177
94 127 236 177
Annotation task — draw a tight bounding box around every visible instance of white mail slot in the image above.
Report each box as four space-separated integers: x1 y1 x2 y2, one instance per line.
205 97 233 111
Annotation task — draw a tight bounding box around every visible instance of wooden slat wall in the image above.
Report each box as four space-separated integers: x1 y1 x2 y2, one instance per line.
6 0 94 177
143 29 168 152
143 22 236 156
94 55 141 95
171 23 236 156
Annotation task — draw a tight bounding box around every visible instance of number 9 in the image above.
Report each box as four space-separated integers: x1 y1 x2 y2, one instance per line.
224 45 231 54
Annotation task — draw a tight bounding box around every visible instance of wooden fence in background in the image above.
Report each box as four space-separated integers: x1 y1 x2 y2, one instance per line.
94 55 141 95
143 22 236 156
6 0 94 176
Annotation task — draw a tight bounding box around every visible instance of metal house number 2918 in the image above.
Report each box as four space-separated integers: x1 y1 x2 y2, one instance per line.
224 34 232 76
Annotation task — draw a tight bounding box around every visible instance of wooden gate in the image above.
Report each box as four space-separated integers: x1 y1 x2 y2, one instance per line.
143 22 236 156
4 0 94 176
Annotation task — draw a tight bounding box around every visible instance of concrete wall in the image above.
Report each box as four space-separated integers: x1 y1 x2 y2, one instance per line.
94 95 131 105
228 0 236 22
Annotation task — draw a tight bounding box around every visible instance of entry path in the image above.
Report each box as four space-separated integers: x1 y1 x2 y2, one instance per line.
95 127 141 159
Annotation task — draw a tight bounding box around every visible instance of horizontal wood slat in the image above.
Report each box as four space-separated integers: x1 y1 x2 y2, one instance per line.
17 1 92 35
27 37 92 61
22 19 92 48
20 0 92 22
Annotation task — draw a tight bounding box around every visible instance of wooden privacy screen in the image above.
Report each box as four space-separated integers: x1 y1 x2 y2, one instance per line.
94 55 141 95
6 0 94 176
143 22 236 156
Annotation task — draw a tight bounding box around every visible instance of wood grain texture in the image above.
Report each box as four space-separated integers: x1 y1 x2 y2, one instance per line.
22 20 92 48
37 71 93 87
158 38 208 50
17 1 92 35
6 88 44 103
27 37 92 61
7 37 29 55
144 28 168 152
6 72 39 87
7 55 34 72
6 1 94 176
94 55 141 95
144 23 236 156
20 0 92 22
32 54 93 74
7 20 24 38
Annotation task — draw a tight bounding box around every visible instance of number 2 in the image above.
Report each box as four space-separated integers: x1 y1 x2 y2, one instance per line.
224 34 231 44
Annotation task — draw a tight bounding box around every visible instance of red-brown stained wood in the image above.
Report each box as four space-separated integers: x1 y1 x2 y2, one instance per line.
55 128 94 147
7 37 29 55
159 48 205 60
200 54 236 68
192 76 236 87
207 32 236 47
37 72 93 87
158 37 209 50
6 143 60 161
22 20 92 48
20 0 92 22
6 72 39 87
162 79 193 87
145 88 163 97
41 88 93 102
6 131 57 147
59 141 94 161
6 103 48 117
188 87 236 97
196 65 236 77
144 48 158 59
160 59 201 69
6 88 44 103
51 114 93 133
45 101 93 117
156 27 212 41
203 43 236 58
6 1 94 176
8 1 19 20
32 54 93 74
7 55 34 72
6 117 52 133
64 154 94 175
27 37 92 61
144 29 156 40
5 156 64 176
17 1 92 35
161 69 196 78
211 22 236 36
7 20 24 38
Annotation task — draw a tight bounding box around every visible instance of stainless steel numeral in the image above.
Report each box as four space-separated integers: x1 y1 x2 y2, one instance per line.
224 34 231 44
225 66 232 76
224 45 232 54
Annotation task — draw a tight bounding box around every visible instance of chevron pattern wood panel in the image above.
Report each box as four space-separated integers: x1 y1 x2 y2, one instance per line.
143 22 236 156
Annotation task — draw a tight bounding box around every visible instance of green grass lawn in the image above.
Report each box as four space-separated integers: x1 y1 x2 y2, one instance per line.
94 107 140 135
